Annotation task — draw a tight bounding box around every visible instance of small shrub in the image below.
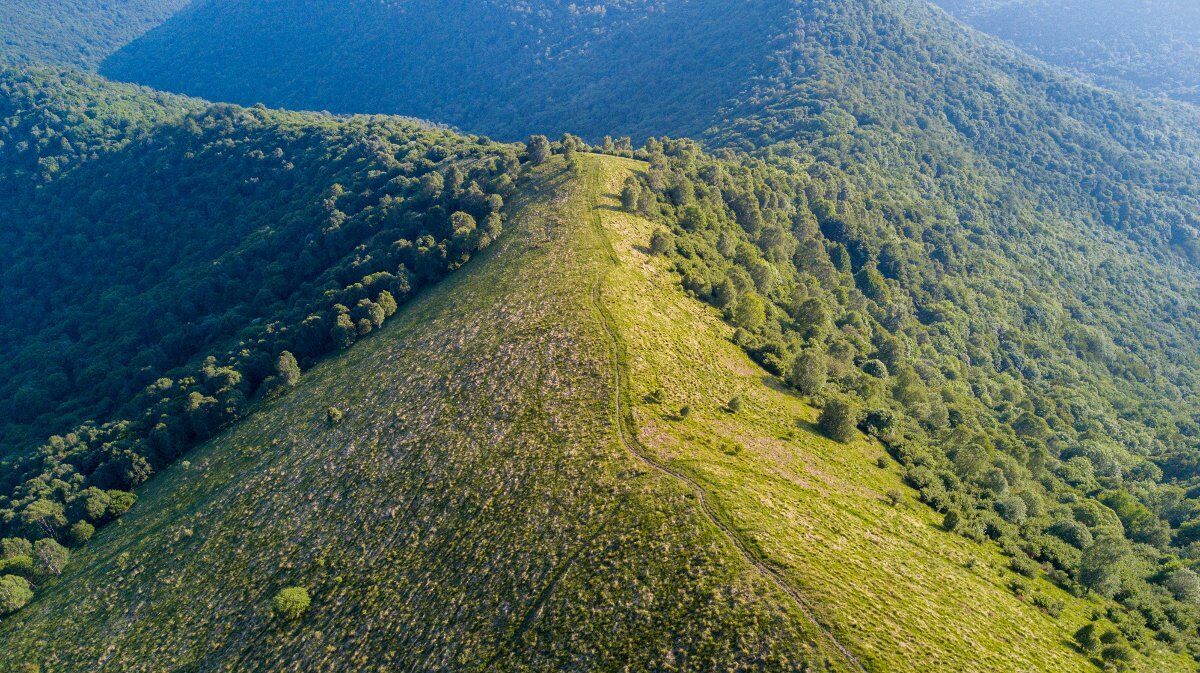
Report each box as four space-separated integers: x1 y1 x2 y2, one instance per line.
885 490 903 507
272 586 311 621
1029 592 1064 618
678 405 692 420
943 510 960 532
326 407 344 426
1099 642 1134 670
727 396 743 413
875 456 889 469
1010 555 1039 578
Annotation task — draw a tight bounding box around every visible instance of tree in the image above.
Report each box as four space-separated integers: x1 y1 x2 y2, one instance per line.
273 586 311 621
276 351 301 388
33 539 69 577
1073 622 1100 654
733 292 766 330
727 396 743 413
67 521 94 546
789 350 827 396
1166 568 1200 603
621 178 640 211
649 228 674 255
526 135 551 165
1079 537 1128 598
0 574 32 615
943 509 960 532
819 397 860 443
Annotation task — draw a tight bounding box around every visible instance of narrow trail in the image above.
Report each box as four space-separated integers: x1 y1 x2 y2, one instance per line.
584 161 870 673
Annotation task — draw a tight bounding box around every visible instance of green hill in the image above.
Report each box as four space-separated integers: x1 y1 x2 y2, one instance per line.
1 154 838 672
0 0 190 68
3 152 1190 671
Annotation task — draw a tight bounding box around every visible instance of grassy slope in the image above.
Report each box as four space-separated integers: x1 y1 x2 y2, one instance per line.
3 153 1189 672
0 156 833 672
590 156 1194 673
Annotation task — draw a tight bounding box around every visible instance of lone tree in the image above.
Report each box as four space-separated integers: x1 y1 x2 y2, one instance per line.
621 178 641 211
727 396 743 413
526 135 551 165
819 397 860 443
276 351 301 388
273 586 311 621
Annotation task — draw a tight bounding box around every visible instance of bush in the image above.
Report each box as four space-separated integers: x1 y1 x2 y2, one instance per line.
67 521 95 546
789 350 827 396
727 396 743 413
818 397 860 443
1074 622 1100 653
1099 642 1134 669
272 586 311 621
0 574 33 615
1011 554 1039 578
326 407 344 426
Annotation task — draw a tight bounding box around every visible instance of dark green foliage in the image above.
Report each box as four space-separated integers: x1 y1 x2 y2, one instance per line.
0 0 189 68
937 0 1200 105
789 351 827 397
649 228 674 256
818 397 859 444
1074 622 1100 654
0 65 521 616
0 575 32 615
1080 538 1128 598
727 396 743 413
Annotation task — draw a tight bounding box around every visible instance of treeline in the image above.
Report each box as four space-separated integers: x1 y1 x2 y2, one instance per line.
601 134 1200 662
0 66 521 616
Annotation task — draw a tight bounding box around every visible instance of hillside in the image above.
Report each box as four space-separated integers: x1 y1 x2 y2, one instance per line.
6 153 1186 672
933 0 1200 105
1 155 836 672
0 0 190 68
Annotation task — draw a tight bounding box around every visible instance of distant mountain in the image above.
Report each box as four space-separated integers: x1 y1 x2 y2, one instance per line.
934 0 1200 105
0 0 191 68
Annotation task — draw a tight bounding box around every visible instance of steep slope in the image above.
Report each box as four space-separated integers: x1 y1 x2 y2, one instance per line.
6 153 1189 671
0 66 525 617
0 0 191 68
933 0 1200 105
0 155 840 672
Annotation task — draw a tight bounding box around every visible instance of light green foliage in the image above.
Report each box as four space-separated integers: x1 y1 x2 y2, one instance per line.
276 352 301 388
33 539 69 578
272 587 310 621
0 575 33 615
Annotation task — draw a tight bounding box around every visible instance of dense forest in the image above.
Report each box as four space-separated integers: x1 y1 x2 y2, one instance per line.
934 0 1200 105
0 0 190 68
0 65 521 614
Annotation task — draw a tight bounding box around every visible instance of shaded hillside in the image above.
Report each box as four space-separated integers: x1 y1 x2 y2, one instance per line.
102 0 790 142
0 66 525 616
0 0 190 68
0 155 842 672
934 0 1200 105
